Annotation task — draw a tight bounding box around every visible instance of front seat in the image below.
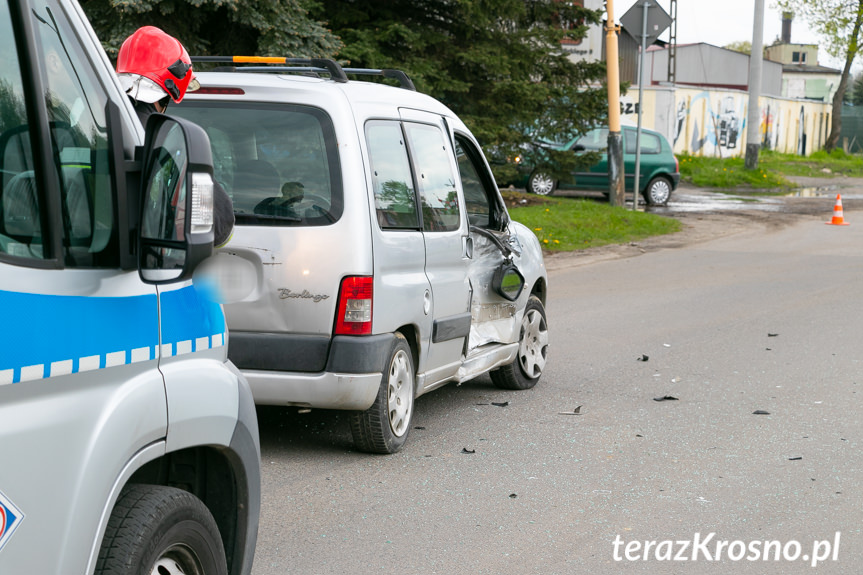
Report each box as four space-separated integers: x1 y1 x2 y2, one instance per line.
230 159 281 214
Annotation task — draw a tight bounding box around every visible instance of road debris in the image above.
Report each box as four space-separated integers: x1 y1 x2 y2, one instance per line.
558 405 582 415
492 401 510 407
462 447 476 454
653 395 679 402
637 354 649 362
752 410 771 415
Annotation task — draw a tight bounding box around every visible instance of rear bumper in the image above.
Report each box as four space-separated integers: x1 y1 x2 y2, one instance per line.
231 332 396 410
244 370 382 410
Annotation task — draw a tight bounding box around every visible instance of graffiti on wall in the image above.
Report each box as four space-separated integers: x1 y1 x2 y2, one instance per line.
672 92 744 156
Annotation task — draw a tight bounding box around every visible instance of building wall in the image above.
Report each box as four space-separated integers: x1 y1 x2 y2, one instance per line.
617 86 832 157
765 44 819 65
647 45 784 96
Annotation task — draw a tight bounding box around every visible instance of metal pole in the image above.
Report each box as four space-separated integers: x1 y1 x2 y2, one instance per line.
745 0 765 169
606 0 625 207
633 0 649 210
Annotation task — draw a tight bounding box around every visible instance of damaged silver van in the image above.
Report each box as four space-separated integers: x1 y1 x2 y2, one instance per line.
173 59 549 453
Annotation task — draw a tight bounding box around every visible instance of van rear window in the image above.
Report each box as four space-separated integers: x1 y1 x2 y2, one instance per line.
170 102 342 226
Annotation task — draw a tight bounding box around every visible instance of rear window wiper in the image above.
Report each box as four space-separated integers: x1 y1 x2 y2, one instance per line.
235 212 302 224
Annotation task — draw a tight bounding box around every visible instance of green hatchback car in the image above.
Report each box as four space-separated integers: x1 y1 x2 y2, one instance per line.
514 126 680 206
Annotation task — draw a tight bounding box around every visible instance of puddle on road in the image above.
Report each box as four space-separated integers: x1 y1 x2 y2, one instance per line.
785 185 841 198
648 192 787 214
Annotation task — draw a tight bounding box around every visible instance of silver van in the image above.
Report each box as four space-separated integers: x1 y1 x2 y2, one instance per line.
174 60 549 453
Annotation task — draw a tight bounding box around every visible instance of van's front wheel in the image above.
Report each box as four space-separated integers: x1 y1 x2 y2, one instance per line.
350 333 415 454
491 295 549 390
95 484 227 575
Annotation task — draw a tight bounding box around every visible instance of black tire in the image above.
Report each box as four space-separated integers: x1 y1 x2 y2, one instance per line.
95 484 227 575
350 333 415 454
642 176 672 206
490 295 549 390
527 170 557 196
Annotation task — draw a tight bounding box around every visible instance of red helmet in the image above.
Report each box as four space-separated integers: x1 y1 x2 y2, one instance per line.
116 26 199 104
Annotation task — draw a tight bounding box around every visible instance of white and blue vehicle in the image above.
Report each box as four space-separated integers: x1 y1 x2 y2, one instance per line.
0 0 260 573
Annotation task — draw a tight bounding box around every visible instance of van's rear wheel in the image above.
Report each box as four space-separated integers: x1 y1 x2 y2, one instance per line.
350 333 415 454
491 295 549 390
96 484 227 575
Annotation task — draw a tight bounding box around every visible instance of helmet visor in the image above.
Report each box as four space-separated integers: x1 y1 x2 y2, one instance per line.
118 73 168 104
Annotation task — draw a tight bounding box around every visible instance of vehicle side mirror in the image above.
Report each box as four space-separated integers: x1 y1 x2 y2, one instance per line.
492 261 525 302
138 115 215 284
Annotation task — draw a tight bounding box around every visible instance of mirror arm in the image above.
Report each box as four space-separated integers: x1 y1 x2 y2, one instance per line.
469 225 513 259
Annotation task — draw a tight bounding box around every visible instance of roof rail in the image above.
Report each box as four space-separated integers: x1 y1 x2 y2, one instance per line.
190 57 416 90
343 68 416 91
191 56 348 83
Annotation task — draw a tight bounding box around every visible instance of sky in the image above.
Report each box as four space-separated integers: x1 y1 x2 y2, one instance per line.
609 0 846 70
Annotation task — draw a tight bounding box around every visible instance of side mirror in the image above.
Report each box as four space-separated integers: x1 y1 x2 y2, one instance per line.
492 261 525 302
138 115 215 284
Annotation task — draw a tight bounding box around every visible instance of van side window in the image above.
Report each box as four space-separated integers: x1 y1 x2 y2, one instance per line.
403 122 460 232
454 135 503 231
0 1 44 260
366 120 419 230
36 0 116 266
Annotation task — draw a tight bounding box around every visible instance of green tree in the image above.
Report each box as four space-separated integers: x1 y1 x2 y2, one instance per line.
852 73 863 105
313 0 608 182
776 0 863 151
724 40 752 54
81 0 341 60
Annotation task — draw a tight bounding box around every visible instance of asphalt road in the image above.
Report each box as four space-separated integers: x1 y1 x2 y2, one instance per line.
251 194 863 575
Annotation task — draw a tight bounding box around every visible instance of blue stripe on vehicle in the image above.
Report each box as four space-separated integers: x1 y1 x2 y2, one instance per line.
160 285 226 353
0 285 226 385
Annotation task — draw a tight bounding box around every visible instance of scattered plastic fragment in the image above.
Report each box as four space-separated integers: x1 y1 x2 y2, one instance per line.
414 426 426 430
752 410 770 415
768 333 779 337
788 456 802 461
635 434 643 438
462 447 476 454
653 395 678 402
492 401 510 407
509 493 518 499
558 405 582 415
637 354 649 362
663 343 671 347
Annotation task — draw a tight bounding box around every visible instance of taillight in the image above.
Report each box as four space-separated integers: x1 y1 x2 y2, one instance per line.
193 87 246 95
675 156 680 173
334 276 373 335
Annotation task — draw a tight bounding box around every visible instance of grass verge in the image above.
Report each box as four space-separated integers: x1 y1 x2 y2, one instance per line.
679 149 863 191
503 192 682 253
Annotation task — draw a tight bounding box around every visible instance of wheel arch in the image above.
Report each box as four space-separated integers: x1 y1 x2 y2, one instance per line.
529 276 547 308
124 444 251 575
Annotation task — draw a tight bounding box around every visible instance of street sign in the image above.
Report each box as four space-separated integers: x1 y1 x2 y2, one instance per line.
620 0 672 46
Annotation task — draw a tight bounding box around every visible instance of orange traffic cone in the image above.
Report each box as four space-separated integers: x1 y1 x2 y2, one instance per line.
826 194 850 226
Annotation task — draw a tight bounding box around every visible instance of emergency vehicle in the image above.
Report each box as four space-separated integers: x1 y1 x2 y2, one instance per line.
0 0 260 573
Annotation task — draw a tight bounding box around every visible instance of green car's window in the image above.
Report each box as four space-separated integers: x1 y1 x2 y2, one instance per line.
625 131 661 155
575 128 609 152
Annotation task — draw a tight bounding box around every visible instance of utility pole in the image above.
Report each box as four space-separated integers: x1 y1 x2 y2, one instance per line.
606 0 625 207
745 0 764 169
